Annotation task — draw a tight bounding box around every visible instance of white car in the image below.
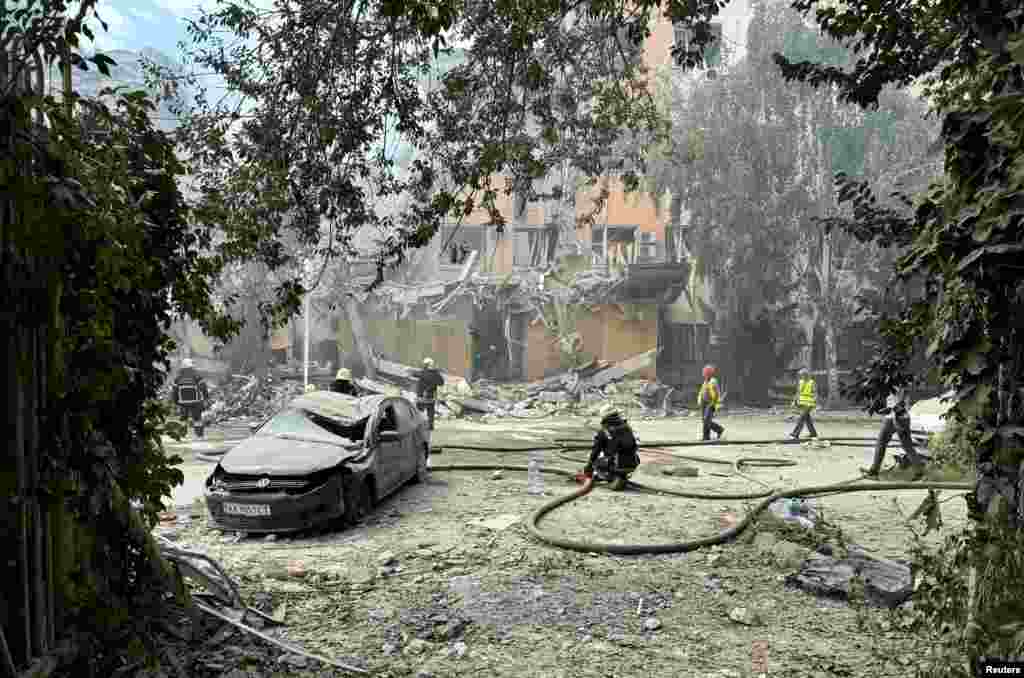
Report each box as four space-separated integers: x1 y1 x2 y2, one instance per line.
909 390 955 449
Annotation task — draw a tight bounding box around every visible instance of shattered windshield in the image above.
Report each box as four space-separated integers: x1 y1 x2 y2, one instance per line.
259 408 367 444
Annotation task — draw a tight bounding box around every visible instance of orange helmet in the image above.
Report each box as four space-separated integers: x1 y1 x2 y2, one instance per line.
702 365 716 380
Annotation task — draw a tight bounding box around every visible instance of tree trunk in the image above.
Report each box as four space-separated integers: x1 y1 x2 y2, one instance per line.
824 315 840 409
344 294 377 380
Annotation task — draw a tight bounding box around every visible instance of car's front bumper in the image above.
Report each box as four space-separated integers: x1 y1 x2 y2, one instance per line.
204 474 345 533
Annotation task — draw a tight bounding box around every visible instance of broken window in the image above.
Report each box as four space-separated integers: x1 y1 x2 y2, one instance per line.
513 228 556 267
677 324 712 362
260 408 367 443
592 226 640 266
672 21 722 69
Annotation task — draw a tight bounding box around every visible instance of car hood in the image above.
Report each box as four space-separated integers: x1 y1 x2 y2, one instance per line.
910 391 956 433
220 433 367 475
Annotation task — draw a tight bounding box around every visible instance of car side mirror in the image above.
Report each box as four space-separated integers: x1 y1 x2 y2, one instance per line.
378 429 400 441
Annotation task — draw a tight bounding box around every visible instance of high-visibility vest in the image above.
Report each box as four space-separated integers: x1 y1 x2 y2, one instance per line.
797 378 817 408
697 377 720 409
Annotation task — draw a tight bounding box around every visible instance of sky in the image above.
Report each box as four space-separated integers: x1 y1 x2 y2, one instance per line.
84 0 211 55
89 0 752 66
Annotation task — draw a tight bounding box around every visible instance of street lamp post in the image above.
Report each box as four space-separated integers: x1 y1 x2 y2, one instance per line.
303 292 311 389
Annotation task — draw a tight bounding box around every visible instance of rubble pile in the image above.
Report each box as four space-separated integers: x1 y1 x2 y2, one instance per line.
350 351 690 422
166 348 692 430
202 375 306 426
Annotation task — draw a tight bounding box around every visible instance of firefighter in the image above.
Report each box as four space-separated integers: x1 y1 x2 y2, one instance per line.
697 364 724 441
331 367 360 396
173 358 209 437
862 386 926 479
416 357 445 430
583 411 641 491
789 367 819 440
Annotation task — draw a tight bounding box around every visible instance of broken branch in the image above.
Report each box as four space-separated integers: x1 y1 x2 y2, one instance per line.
193 600 369 674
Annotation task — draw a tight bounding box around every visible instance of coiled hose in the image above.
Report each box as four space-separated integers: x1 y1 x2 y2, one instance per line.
429 437 974 555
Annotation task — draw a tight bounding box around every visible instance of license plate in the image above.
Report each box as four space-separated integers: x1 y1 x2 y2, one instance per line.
224 502 271 516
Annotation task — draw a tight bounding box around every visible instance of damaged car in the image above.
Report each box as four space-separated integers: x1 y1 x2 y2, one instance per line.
204 391 430 533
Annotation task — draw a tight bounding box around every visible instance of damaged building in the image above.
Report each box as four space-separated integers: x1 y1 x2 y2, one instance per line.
333 175 709 395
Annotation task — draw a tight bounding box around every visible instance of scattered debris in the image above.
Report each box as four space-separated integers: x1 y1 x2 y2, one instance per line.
469 514 521 531
785 546 913 608
728 606 764 626
661 466 699 477
642 617 662 632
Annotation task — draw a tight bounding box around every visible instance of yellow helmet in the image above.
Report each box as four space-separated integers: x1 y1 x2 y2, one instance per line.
305 384 316 393
336 367 352 380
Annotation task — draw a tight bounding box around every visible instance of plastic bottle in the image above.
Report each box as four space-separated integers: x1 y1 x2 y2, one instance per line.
527 449 544 495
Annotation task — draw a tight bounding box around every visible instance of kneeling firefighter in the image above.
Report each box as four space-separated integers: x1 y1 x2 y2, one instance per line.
582 411 641 491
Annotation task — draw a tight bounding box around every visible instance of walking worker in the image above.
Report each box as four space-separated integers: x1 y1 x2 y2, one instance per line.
697 364 724 441
789 367 819 440
416 357 445 430
862 385 926 479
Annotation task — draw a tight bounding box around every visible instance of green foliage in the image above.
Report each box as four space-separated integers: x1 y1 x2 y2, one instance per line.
651 0 933 402
899 518 1024 676
772 0 1024 672
927 418 981 474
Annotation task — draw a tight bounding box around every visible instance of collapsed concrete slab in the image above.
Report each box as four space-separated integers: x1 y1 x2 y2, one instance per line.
785 546 913 608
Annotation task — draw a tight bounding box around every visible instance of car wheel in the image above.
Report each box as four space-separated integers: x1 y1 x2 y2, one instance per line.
412 445 429 484
343 476 372 525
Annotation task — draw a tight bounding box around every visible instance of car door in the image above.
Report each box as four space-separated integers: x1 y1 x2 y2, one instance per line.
391 400 419 480
375 400 404 495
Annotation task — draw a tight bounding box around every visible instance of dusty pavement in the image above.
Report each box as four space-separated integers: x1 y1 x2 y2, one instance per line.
159 409 969 678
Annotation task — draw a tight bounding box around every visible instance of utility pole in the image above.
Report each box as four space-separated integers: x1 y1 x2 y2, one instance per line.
303 293 311 389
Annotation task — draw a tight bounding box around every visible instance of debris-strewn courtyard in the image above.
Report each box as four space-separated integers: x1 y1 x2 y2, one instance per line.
158 412 968 678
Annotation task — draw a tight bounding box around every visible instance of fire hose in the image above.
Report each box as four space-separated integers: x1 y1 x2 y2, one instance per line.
428 437 975 555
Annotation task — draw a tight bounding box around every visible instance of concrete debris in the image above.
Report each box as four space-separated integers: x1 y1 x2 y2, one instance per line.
469 514 521 531
191 349 691 432
661 466 700 477
405 638 430 655
642 617 662 632
447 641 468 659
785 546 913 608
727 606 763 626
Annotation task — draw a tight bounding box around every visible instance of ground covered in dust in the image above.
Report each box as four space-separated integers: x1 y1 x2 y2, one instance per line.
163 409 970 678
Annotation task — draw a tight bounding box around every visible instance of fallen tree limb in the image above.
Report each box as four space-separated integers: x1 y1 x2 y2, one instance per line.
156 536 244 609
193 600 369 674
1 628 16 678
191 592 285 627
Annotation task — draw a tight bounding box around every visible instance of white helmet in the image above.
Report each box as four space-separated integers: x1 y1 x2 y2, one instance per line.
305 384 316 392
423 358 435 367
336 367 352 380
181 358 194 369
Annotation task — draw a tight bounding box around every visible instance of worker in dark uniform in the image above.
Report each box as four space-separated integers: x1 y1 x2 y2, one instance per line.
330 367 360 396
416 357 445 430
173 358 209 437
862 386 927 479
583 411 641 491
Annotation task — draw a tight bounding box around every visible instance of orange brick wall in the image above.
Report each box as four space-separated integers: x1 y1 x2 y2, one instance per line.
525 318 563 380
577 177 667 242
643 8 676 72
599 305 658 380
525 305 658 381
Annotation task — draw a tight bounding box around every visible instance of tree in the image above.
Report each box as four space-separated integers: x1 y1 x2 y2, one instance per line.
1 14 241 676
652 0 938 404
774 0 1024 669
